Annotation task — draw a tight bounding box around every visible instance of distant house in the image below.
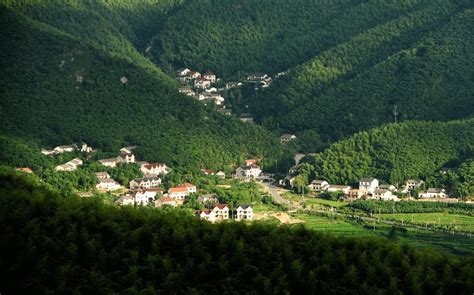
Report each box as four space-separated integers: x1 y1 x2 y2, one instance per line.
280 175 296 188
234 205 253 221
140 163 169 175
155 197 177 208
327 185 351 195
200 92 224 105
41 148 56 156
120 146 137 154
235 164 262 179
99 152 136 168
95 172 110 180
54 144 77 153
80 143 93 153
55 158 83 172
195 204 229 223
177 68 191 77
346 189 366 200
201 169 214 176
404 179 424 191
15 167 33 173
280 134 297 143
203 71 216 83
177 182 197 193
215 171 226 179
188 71 201 79
245 159 257 166
118 152 135 164
116 195 135 206
378 184 397 192
168 187 190 200
247 73 269 81
197 194 219 205
218 109 232 116
129 176 162 189
309 180 329 192
98 158 119 168
96 178 122 191
133 189 159 205
372 189 398 201
195 77 211 89
225 82 242 89
359 178 379 194
419 188 447 199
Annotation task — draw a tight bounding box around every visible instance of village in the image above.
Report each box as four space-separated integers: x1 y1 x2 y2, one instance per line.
175 68 274 122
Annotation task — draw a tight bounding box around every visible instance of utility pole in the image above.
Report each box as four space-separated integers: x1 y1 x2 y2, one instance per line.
393 105 399 123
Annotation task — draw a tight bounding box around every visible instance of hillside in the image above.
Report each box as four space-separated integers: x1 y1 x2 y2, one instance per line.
308 119 474 187
1 170 473 294
0 4 282 169
254 4 474 144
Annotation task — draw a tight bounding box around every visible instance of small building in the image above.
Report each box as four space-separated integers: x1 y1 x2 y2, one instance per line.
235 164 262 179
140 163 169 175
129 176 162 190
197 194 219 205
98 157 119 168
419 188 447 199
309 180 329 192
218 109 232 116
177 68 191 77
55 158 83 172
76 192 93 198
168 187 191 200
155 197 177 208
15 167 33 173
188 71 201 79
133 189 159 205
203 71 216 83
116 195 135 206
95 172 110 180
378 184 397 192
215 171 226 179
120 146 137 154
195 204 230 223
177 182 197 193
201 169 214 176
195 77 211 89
225 82 242 89
54 144 77 153
179 86 195 96
359 178 379 194
96 178 122 191
280 134 297 143
239 113 254 123
372 189 399 201
80 143 93 153
327 185 351 195
404 179 424 191
346 188 366 200
234 205 253 221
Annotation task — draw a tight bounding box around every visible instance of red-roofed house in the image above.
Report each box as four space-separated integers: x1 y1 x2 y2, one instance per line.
155 197 177 208
15 167 33 173
203 71 216 83
177 182 197 193
140 162 169 175
168 186 190 200
195 204 229 222
195 77 211 89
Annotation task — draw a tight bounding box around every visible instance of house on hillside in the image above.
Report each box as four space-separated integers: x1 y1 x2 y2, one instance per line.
234 205 254 221
177 182 197 193
225 82 242 89
235 164 262 179
177 68 191 77
197 194 219 205
96 178 122 191
359 178 379 194
133 189 159 205
115 195 135 206
203 71 216 83
404 179 424 191
195 77 211 89
168 187 190 200
155 197 177 208
15 167 33 173
327 185 351 195
98 157 119 168
95 172 110 180
280 134 297 143
55 158 83 172
129 176 162 190
195 204 229 223
346 188 366 200
378 184 397 192
372 189 398 201
120 146 137 154
76 192 94 198
216 171 226 179
189 71 201 79
54 144 78 153
140 163 169 175
419 188 447 198
309 180 329 192
239 113 254 123
179 86 195 96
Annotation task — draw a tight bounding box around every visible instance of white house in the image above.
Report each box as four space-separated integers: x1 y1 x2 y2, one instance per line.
195 77 211 89
234 205 253 221
55 158 83 172
96 178 122 191
215 171 226 179
196 204 229 223
378 184 397 192
404 179 424 191
372 189 399 201
309 180 329 192
203 71 216 83
235 164 262 179
140 163 170 175
179 86 195 96
359 178 379 194
327 185 351 195
177 68 191 77
98 157 119 168
197 194 219 205
133 189 158 205
155 197 177 208
95 172 110 180
129 176 162 189
419 188 447 198
54 144 77 153
188 71 201 79
168 183 196 200
116 195 135 206
118 153 135 164
177 182 197 193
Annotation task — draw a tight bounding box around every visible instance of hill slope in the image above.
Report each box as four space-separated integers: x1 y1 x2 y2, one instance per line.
309 119 474 186
1 170 473 294
0 4 281 169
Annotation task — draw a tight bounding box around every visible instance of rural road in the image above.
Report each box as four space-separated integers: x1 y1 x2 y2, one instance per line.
259 182 290 206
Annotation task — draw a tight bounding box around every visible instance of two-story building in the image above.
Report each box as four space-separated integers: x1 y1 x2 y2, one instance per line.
359 178 379 194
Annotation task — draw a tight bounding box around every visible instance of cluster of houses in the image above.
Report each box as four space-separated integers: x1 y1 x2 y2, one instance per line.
305 177 447 201
235 159 262 180
42 143 94 156
55 158 83 172
195 204 254 223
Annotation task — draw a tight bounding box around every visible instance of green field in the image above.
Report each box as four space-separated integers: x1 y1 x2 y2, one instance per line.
375 213 474 232
303 198 348 208
294 213 474 256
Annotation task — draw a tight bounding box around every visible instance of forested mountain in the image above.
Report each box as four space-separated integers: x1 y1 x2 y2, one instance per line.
1 170 474 294
150 0 473 149
0 3 282 169
307 119 474 187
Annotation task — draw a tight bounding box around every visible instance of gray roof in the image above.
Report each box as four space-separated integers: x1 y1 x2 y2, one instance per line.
360 178 376 182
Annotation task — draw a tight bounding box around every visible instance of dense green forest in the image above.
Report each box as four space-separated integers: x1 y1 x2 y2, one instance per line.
1 170 474 294
254 4 474 143
305 120 474 190
0 3 283 170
